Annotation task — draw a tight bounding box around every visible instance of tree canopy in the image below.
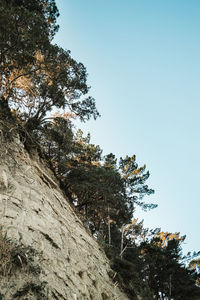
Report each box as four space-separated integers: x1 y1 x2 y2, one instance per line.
0 0 99 123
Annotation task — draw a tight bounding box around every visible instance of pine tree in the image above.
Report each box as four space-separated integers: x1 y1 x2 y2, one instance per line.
0 0 99 125
119 155 156 211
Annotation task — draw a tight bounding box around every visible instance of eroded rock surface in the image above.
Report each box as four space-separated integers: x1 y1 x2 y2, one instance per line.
0 131 129 299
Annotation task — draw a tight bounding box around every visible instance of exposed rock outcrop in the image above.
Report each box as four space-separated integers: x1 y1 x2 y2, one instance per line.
0 125 129 299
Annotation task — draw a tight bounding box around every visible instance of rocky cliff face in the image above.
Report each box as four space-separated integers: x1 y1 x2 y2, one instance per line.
0 125 129 300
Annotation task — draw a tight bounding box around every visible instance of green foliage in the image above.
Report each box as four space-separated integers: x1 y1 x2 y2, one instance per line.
61 132 132 233
103 223 200 299
137 230 200 299
39 116 74 172
0 0 99 126
47 128 155 241
0 0 59 71
119 155 156 211
189 257 200 270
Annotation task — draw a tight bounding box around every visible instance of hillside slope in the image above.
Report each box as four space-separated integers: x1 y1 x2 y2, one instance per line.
0 124 129 300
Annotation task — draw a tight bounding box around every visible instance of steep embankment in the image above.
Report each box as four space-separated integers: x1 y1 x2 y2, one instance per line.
0 124 129 299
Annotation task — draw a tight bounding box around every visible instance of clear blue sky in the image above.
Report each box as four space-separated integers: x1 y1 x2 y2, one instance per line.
53 0 200 254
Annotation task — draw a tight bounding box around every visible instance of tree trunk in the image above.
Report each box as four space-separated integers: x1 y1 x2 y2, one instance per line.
120 226 124 259
108 205 111 247
0 96 12 119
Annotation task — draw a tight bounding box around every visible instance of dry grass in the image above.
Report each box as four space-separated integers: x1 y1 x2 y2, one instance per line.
0 228 13 276
0 227 39 276
0 228 47 299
